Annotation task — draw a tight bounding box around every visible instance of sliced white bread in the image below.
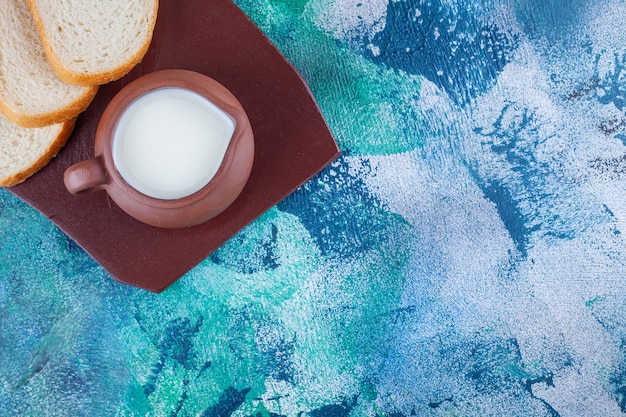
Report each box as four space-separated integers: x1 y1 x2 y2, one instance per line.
0 0 98 128
0 113 75 186
26 0 159 86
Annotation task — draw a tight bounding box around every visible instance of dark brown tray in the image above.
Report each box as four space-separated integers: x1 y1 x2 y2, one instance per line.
8 0 340 292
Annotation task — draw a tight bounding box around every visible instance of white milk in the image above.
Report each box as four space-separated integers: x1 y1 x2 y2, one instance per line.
112 88 235 200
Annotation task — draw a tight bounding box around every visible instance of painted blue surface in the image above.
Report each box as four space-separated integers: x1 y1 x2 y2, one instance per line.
3 0 626 415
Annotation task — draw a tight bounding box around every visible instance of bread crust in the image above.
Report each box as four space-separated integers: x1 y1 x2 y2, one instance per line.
25 0 159 87
0 85 98 128
0 118 76 187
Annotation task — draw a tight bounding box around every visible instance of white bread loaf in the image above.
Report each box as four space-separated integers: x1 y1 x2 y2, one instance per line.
0 0 98 128
0 113 74 186
26 0 159 86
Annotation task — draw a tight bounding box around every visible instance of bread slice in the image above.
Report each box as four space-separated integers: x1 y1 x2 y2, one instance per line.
0 0 98 128
0 113 75 187
26 0 159 86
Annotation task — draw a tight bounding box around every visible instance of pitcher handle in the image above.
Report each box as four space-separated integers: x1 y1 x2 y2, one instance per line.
64 156 108 194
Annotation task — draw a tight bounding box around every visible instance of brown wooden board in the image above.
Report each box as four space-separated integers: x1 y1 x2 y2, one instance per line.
7 0 340 292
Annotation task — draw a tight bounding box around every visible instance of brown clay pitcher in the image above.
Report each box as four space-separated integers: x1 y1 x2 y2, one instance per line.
64 69 254 228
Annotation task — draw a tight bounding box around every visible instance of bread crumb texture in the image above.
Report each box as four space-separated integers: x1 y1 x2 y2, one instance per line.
0 0 97 127
0 113 74 186
29 0 158 85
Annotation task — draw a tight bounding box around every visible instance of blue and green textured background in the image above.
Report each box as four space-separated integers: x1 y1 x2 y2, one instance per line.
3 0 626 415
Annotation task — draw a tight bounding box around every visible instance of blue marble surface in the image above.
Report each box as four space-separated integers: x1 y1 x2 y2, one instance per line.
3 0 626 415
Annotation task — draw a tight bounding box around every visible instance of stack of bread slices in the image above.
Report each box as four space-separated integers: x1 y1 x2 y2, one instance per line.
0 0 158 186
